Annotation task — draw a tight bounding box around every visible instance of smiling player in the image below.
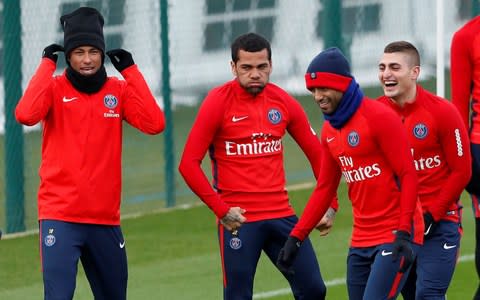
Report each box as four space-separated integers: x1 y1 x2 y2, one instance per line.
277 47 424 300
377 41 471 300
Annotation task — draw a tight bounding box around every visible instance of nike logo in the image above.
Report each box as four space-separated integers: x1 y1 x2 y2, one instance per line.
424 223 433 236
326 137 335 143
232 116 248 122
381 250 393 256
62 96 78 103
119 241 126 249
443 243 457 250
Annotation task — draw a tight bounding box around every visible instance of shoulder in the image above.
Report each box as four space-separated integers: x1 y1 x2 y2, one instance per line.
418 87 457 115
263 82 298 103
361 97 394 116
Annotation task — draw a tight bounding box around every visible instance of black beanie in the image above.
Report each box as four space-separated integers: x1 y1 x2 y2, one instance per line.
60 7 105 56
305 47 353 92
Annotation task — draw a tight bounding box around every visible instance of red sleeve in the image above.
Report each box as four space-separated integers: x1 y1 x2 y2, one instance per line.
372 108 418 234
121 65 165 134
286 97 339 210
178 89 230 218
290 130 342 241
15 58 55 125
451 26 473 129
428 102 472 220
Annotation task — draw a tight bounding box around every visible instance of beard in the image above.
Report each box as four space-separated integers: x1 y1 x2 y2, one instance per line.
241 82 266 95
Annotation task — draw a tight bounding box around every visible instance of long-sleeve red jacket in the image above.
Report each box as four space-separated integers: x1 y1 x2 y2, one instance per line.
179 79 337 222
292 99 423 247
378 85 471 223
15 58 165 225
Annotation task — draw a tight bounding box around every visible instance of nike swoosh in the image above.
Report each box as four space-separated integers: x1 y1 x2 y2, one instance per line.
424 223 433 236
381 250 393 256
119 241 126 249
326 137 335 143
443 243 457 250
62 96 78 103
232 116 248 122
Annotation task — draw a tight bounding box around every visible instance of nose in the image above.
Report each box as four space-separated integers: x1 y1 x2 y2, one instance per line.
312 89 324 102
250 67 260 79
83 53 93 63
381 67 392 79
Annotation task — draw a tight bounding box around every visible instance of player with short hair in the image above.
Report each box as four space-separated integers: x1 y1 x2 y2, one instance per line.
179 32 334 300
15 7 165 299
378 40 471 299
277 47 424 300
450 16 480 300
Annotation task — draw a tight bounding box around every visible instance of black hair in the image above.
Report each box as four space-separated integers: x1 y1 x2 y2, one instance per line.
230 32 271 63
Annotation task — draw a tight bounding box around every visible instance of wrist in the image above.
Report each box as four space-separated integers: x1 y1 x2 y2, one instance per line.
395 230 411 240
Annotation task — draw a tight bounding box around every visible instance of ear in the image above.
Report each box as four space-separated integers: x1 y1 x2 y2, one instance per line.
411 65 420 80
230 61 237 76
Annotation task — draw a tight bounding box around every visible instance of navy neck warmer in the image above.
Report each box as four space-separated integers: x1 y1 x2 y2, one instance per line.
323 78 363 129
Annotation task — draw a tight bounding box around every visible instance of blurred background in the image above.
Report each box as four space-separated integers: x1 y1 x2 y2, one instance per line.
1 0 477 234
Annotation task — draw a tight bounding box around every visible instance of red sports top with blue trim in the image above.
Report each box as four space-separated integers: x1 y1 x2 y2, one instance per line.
179 79 337 222
451 16 480 143
378 85 471 223
291 98 424 247
15 58 165 225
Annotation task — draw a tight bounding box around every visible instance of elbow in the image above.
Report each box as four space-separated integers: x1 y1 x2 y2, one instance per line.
150 111 166 134
178 159 188 179
15 109 36 126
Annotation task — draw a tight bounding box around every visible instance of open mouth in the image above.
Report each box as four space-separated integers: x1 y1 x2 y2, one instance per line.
384 81 397 87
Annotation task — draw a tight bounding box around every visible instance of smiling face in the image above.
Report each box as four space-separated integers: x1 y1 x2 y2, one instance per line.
231 49 272 95
68 46 102 76
311 87 344 115
378 51 419 105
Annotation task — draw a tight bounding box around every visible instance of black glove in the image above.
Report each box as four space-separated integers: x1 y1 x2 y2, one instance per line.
42 44 64 63
106 49 134 72
423 212 436 239
392 230 415 273
276 236 302 275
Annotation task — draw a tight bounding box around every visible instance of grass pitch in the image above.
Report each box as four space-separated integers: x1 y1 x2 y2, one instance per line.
0 184 477 299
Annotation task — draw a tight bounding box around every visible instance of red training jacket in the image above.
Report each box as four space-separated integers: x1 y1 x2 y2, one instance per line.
15 58 165 225
292 98 424 247
378 85 471 223
179 79 337 222
451 16 480 142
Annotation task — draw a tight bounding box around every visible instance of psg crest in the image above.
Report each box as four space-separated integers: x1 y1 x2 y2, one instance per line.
347 131 360 147
229 237 242 250
229 230 242 250
44 234 56 247
103 94 118 109
413 123 428 139
267 108 282 125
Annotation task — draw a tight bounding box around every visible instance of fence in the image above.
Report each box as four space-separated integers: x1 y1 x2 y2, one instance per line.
1 0 478 233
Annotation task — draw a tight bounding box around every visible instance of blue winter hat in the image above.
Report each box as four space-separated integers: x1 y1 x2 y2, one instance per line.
305 47 353 92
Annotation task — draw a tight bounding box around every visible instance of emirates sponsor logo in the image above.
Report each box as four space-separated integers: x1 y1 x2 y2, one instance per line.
339 156 381 183
225 133 282 156
410 149 441 171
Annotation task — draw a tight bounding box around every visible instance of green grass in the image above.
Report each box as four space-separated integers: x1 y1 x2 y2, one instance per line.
0 183 477 299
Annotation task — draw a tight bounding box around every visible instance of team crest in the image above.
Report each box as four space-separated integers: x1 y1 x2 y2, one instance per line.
310 72 317 79
267 108 282 125
103 94 118 109
347 131 360 147
229 237 242 250
44 234 56 247
413 123 428 139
